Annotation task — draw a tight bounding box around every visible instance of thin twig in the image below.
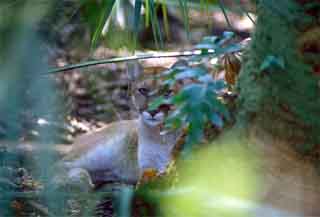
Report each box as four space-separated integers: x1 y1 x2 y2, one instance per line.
218 0 233 29
46 50 215 74
233 0 256 25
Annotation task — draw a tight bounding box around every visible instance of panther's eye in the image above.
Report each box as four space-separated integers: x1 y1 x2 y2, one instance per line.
138 87 149 96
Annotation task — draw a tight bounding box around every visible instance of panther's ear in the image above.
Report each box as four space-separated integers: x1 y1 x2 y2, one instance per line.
127 60 143 82
127 61 147 113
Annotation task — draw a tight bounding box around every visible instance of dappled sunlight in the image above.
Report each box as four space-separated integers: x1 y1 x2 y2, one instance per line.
160 132 261 217
3 0 318 216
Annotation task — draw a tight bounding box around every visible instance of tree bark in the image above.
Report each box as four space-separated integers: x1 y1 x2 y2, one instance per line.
237 0 320 215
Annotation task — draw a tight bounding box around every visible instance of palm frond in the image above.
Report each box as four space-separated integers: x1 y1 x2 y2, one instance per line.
218 0 232 29
178 0 190 40
91 0 116 49
161 1 170 39
233 0 256 24
133 0 143 49
148 0 163 48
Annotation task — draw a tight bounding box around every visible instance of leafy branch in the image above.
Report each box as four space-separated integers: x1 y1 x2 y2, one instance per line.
149 32 241 155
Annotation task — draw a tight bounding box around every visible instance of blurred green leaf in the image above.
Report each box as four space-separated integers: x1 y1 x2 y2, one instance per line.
210 112 223 128
180 84 204 103
208 79 226 91
166 106 187 129
172 91 188 104
178 0 190 40
148 96 171 110
147 0 164 48
195 36 219 50
91 0 116 48
199 74 214 83
175 67 207 80
195 32 242 58
216 43 242 54
133 0 143 48
161 1 170 38
259 55 285 73
164 75 229 148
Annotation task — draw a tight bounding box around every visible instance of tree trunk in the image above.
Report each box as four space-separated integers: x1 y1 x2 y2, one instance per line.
237 0 320 215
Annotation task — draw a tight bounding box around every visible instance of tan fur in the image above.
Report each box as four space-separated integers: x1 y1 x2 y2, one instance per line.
60 62 180 184
65 120 138 161
63 120 139 183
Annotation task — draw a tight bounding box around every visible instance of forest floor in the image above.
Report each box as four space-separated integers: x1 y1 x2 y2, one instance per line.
51 8 254 143
6 4 255 217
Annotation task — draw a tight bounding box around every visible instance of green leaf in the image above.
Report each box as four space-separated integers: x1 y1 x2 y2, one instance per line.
210 112 224 128
195 44 214 50
222 31 234 39
259 55 285 73
175 67 207 80
166 107 186 129
91 0 116 48
178 0 190 40
161 1 170 38
185 120 204 145
133 0 143 48
199 74 214 83
163 78 176 87
162 67 181 78
216 43 242 55
202 35 220 43
166 116 182 129
187 109 204 125
148 96 166 111
205 94 230 120
180 84 204 104
195 35 219 50
148 0 163 48
208 79 226 91
172 92 188 104
202 101 214 114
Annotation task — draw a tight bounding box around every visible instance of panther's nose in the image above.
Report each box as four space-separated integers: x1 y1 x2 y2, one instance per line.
148 110 159 117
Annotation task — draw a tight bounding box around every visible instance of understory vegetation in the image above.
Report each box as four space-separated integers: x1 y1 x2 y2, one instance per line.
1 0 319 216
